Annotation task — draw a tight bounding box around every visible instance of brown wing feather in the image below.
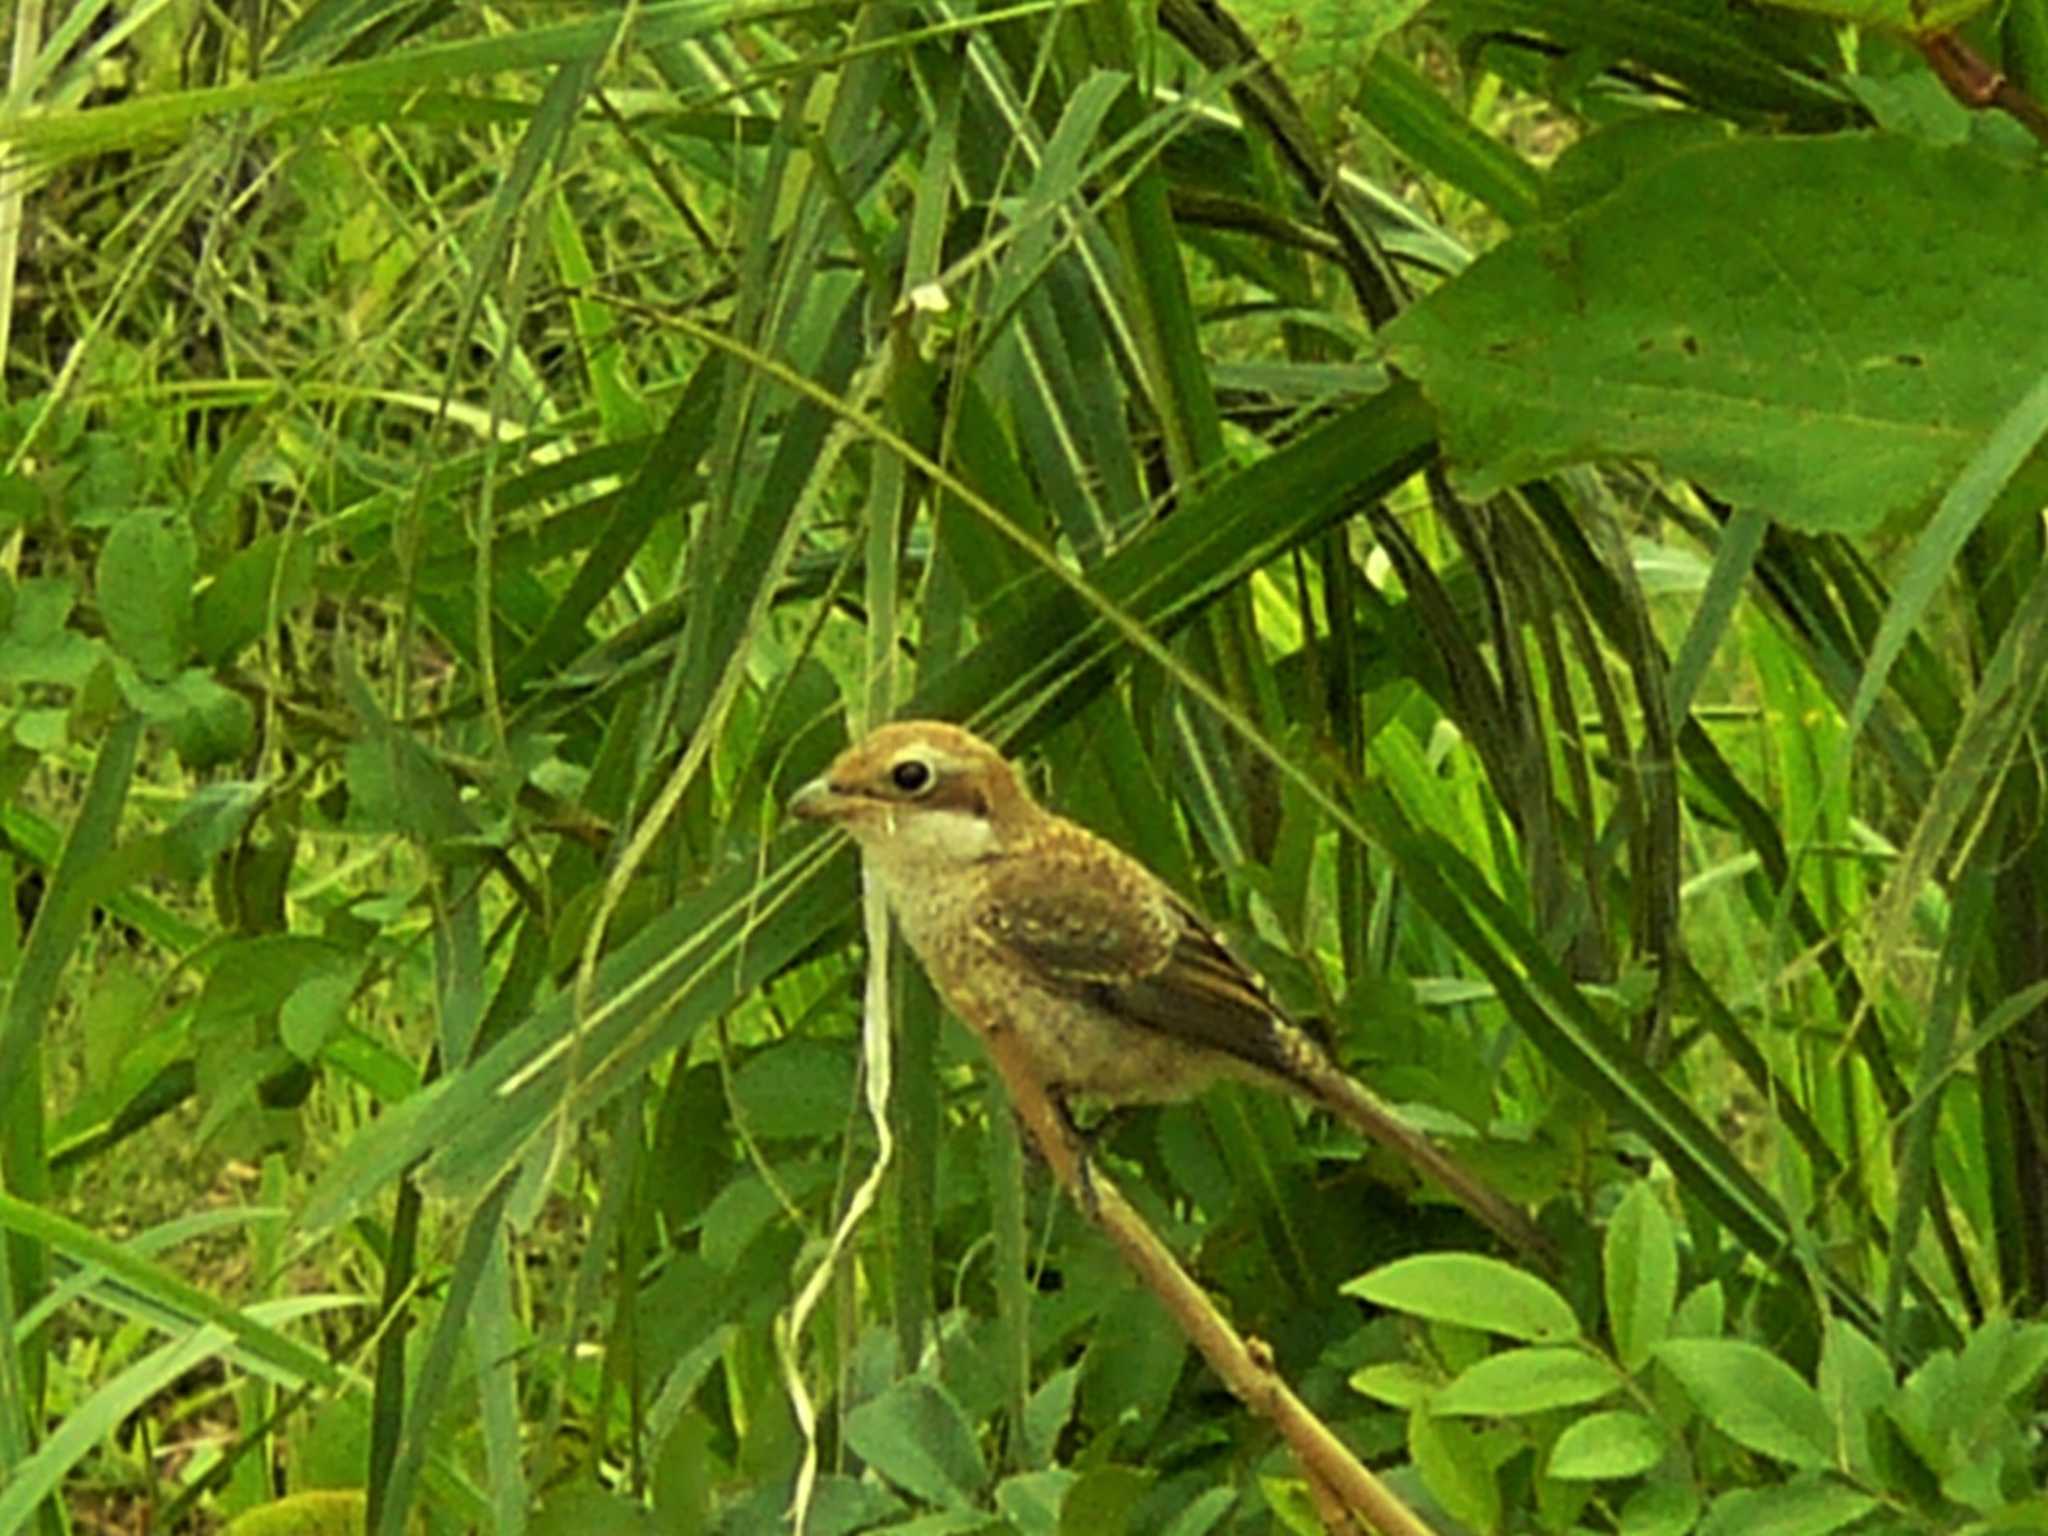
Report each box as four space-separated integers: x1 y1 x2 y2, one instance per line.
976 842 1176 981
1087 906 1307 1083
978 842 1305 1084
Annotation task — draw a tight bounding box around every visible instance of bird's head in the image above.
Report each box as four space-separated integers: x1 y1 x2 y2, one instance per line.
789 720 1039 871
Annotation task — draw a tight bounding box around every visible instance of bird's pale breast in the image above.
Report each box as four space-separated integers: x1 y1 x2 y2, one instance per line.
935 946 1235 1103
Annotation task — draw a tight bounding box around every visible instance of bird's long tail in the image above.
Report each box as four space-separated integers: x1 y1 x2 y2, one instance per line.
1289 1051 1554 1265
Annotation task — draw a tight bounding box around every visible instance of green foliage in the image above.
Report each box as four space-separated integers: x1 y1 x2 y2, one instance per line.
1385 134 2048 536
1351 1240 2048 1532
3 0 2048 1531
1769 1 1991 33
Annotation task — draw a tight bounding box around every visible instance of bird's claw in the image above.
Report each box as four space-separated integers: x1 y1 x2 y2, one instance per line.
1050 1090 1109 1221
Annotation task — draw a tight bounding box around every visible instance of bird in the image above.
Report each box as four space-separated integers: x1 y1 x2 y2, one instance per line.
789 719 1546 1258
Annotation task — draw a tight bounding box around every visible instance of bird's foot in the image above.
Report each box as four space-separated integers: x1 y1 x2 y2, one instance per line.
1051 1091 1124 1222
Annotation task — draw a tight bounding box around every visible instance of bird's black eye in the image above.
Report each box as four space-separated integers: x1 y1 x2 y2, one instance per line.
890 758 934 795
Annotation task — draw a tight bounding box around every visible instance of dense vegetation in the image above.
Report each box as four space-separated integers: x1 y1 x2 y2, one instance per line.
4 0 2048 1531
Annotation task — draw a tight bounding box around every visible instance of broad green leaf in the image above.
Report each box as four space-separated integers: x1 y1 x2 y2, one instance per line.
67 432 145 528
0 576 100 687
1057 1465 1153 1536
1891 1320 2048 1511
71 956 156 1102
97 513 196 680
1346 1255 1580 1342
114 665 256 771
219 1489 366 1536
281 972 360 1060
322 1029 420 1107
1956 1317 2048 1406
845 1379 987 1510
1543 114 1735 221
0 471 38 529
1385 135 2048 535
1434 1346 1621 1415
698 1173 809 1275
1024 1367 1080 1470
1079 1288 1187 1447
528 1486 663 1535
1672 1281 1725 1340
995 1469 1074 1536
1261 1477 1323 1536
1156 1487 1235 1536
1655 1339 1834 1469
1606 1183 1678 1371
743 1458 906 1535
195 532 316 664
1549 1411 1668 1480
1623 1479 1700 1536
194 935 357 1035
651 1411 718 1530
729 1039 858 1141
1408 1407 1500 1534
1348 1361 1440 1408
164 676 255 771
1817 1318 1893 1484
1697 1477 1877 1536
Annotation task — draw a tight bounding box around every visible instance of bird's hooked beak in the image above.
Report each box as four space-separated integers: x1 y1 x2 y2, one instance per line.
789 774 903 847
787 775 846 823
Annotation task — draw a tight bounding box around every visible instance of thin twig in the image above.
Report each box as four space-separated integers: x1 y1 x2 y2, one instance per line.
975 1025 1439 1536
1919 30 2048 148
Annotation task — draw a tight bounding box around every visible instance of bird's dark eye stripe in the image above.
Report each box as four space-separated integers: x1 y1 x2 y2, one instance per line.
890 759 934 793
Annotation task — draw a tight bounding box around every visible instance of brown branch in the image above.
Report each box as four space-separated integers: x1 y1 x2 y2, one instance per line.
975 1024 1440 1536
1918 29 2048 148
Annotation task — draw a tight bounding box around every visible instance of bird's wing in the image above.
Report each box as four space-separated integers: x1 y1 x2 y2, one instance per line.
977 847 1305 1083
